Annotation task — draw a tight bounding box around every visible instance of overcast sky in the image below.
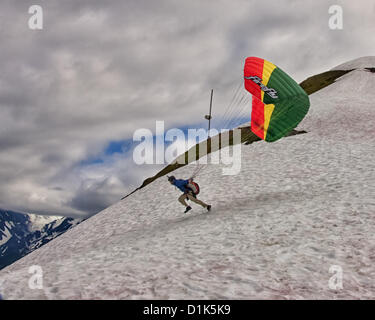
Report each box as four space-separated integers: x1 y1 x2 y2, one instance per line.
0 0 374 218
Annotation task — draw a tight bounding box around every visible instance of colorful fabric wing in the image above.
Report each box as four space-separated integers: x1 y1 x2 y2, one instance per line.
244 57 310 142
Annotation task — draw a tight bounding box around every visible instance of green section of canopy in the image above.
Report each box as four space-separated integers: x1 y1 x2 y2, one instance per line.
263 66 310 142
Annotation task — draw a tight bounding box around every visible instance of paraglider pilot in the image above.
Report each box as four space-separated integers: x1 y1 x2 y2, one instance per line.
168 176 211 213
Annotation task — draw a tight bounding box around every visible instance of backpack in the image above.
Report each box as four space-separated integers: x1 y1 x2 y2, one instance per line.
187 181 200 195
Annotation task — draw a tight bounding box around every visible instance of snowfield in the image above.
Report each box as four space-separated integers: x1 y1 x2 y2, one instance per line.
0 58 374 299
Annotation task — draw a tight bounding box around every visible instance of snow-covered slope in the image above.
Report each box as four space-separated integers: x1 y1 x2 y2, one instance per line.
0 58 374 299
331 56 375 71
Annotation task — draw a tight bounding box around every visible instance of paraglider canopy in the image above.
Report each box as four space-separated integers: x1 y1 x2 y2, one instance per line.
244 57 310 142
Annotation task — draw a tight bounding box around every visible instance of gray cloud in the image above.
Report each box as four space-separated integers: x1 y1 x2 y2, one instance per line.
0 0 374 217
68 177 120 216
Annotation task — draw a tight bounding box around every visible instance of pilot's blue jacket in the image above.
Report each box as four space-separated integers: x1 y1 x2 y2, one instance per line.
172 179 190 193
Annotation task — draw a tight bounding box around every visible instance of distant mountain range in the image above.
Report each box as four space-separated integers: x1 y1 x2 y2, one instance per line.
0 209 83 270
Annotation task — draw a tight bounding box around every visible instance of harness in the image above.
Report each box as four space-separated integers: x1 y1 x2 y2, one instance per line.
186 181 200 195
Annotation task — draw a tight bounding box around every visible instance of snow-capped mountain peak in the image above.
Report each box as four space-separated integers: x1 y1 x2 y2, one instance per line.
26 214 63 232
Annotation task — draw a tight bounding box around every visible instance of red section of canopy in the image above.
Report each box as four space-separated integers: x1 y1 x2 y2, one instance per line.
250 95 265 140
244 57 264 101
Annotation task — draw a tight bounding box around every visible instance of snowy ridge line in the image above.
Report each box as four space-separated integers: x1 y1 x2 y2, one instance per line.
331 56 375 71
